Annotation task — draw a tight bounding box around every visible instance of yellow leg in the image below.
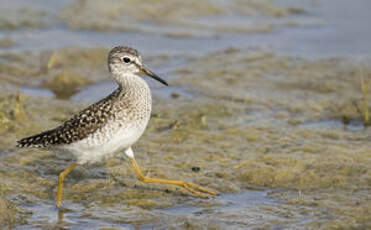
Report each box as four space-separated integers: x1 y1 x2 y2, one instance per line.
129 157 217 198
56 163 78 207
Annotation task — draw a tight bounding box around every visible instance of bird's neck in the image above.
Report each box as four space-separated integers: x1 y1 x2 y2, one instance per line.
112 72 150 96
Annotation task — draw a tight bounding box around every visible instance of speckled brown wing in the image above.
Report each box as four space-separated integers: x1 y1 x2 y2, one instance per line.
17 89 122 148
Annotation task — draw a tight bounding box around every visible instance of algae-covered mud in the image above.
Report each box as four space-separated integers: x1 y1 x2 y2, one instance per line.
60 0 302 36
0 0 371 229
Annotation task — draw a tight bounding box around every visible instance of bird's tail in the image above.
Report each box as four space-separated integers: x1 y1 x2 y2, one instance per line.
16 131 53 148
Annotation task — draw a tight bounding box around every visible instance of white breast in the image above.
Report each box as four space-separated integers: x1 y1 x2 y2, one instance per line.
61 120 148 164
59 74 152 164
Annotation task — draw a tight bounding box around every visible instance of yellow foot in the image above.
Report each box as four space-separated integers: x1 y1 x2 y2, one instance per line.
179 181 218 198
129 157 218 198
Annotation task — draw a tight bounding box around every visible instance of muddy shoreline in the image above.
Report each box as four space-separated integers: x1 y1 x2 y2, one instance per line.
0 0 370 229
0 46 370 229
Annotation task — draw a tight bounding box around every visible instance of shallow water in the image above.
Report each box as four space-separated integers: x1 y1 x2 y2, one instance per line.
300 119 366 132
1 0 371 58
158 190 275 217
0 0 371 229
13 190 277 229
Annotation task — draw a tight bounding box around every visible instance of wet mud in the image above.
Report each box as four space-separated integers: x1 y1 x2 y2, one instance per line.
0 0 370 229
0 46 370 229
60 0 304 37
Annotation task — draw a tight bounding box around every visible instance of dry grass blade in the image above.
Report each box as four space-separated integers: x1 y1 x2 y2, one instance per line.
360 68 369 126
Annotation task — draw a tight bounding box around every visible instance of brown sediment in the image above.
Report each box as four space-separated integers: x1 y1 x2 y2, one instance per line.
0 47 370 228
0 36 15 48
0 195 17 228
60 0 304 36
0 92 26 131
42 71 91 99
0 7 50 30
0 48 108 97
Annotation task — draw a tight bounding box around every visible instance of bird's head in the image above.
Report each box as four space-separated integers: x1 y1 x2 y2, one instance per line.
108 46 168 86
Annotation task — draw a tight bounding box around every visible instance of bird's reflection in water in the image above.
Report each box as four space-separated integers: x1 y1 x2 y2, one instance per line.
55 208 69 230
56 207 141 230
58 209 64 223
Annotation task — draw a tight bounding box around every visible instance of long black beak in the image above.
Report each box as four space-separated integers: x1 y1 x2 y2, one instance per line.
140 65 168 86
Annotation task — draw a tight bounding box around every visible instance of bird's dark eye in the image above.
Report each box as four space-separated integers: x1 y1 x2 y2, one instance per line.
122 57 131 63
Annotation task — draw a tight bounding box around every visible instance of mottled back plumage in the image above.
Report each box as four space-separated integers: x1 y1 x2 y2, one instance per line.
17 88 123 148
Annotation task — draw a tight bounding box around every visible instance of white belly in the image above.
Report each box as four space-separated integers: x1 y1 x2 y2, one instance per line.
61 121 147 164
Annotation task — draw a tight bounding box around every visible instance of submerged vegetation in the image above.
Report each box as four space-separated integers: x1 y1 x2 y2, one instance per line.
60 0 305 36
0 47 370 229
0 0 370 229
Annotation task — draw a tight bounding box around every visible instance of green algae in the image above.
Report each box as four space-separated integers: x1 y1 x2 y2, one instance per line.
43 71 91 99
0 7 48 30
169 48 371 228
0 195 17 228
0 47 370 228
0 92 27 134
0 36 15 48
0 2 368 228
0 48 109 98
60 0 302 37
